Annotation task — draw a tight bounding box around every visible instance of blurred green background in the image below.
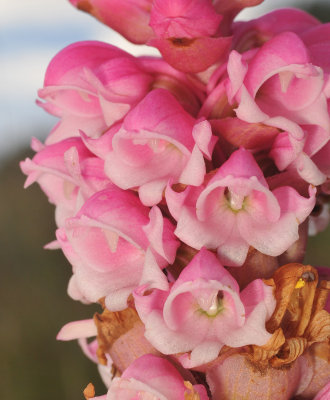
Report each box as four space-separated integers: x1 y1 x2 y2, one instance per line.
0 150 104 399
1 3 330 400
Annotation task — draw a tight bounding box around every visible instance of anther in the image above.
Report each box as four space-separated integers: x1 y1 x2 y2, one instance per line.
301 271 315 282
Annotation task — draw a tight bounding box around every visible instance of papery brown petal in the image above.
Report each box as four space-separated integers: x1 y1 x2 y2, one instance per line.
266 264 318 335
271 337 307 367
95 303 160 372
313 280 330 314
287 280 317 338
304 310 330 344
249 328 286 364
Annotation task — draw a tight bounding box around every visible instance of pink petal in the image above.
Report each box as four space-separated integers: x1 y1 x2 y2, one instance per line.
56 319 97 341
149 35 231 73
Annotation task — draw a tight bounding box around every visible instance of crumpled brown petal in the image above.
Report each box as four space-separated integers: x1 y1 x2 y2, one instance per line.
94 306 140 365
304 310 330 344
249 263 329 367
248 328 285 364
266 263 318 335
271 337 307 367
94 302 159 372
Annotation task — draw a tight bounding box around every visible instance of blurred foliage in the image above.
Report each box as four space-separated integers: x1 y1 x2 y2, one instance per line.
305 228 330 267
0 150 104 400
305 3 330 22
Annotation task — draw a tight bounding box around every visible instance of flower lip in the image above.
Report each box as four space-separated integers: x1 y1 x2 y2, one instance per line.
224 188 247 212
197 290 225 317
162 278 245 333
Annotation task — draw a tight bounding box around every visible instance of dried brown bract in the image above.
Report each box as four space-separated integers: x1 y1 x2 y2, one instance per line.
248 263 330 367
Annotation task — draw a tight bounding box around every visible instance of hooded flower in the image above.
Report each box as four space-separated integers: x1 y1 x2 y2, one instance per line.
20 137 110 227
56 188 179 310
38 41 154 143
105 88 217 206
166 148 315 266
226 31 330 185
134 249 275 367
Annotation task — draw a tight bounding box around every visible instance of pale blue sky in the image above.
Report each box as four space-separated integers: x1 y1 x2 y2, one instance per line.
0 0 323 161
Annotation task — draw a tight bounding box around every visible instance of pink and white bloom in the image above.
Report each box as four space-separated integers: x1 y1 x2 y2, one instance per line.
105 88 217 206
38 41 154 144
107 354 209 399
134 249 275 368
57 188 179 310
226 31 330 185
20 137 110 227
166 148 316 266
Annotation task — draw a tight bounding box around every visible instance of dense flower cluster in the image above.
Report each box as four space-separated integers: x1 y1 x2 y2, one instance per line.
21 1 330 399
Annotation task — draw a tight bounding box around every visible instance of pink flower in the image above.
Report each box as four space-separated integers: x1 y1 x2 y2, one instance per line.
233 9 330 75
148 0 231 73
226 31 330 185
107 354 209 399
232 8 320 52
134 249 275 367
105 88 217 206
68 0 154 44
166 148 315 266
38 41 154 144
20 137 110 227
57 188 179 310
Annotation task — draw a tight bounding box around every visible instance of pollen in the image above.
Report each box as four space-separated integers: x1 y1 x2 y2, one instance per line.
295 278 306 289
